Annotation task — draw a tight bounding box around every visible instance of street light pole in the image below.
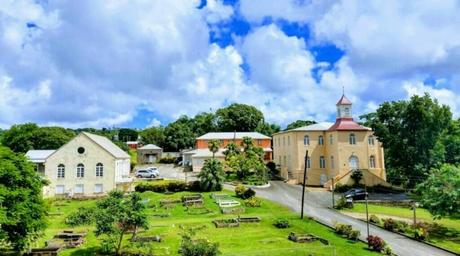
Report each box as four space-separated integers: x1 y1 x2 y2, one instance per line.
365 184 370 247
331 177 335 208
300 150 308 219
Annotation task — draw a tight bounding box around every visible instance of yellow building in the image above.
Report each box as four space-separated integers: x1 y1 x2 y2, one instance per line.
273 95 389 188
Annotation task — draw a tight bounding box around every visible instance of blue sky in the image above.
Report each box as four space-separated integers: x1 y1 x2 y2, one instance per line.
1 0 460 129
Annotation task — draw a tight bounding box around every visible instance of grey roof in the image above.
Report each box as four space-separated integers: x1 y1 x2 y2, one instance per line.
196 132 270 140
139 144 162 150
290 122 334 131
25 150 56 163
83 132 130 159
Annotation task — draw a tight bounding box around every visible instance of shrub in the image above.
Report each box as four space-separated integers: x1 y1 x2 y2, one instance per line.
187 180 202 192
334 197 353 210
335 223 352 236
383 218 408 233
367 235 386 252
414 227 428 240
159 157 176 164
266 161 279 177
244 197 261 207
235 184 256 199
273 218 290 229
65 207 96 226
351 169 363 185
382 245 393 255
348 230 361 241
235 184 246 198
135 180 187 193
369 214 381 225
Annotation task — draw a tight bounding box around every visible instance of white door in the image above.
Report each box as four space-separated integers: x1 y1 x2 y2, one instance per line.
148 155 156 163
349 156 359 170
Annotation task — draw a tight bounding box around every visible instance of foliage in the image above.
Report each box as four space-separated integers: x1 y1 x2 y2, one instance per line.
198 159 225 192
135 180 188 193
334 197 353 210
244 197 261 207
234 184 256 199
0 146 47 251
348 230 361 241
334 223 352 237
118 128 138 142
366 235 386 252
369 214 381 225
415 164 460 218
95 191 148 255
273 218 290 229
163 116 196 151
65 207 96 226
350 169 363 185
114 140 130 152
284 120 317 131
382 218 408 233
235 184 246 198
159 156 177 164
226 137 268 182
139 126 165 146
208 139 221 158
216 103 264 132
361 94 452 187
1 123 75 153
266 161 279 178
179 227 219 256
413 226 428 240
382 245 393 256
255 122 280 137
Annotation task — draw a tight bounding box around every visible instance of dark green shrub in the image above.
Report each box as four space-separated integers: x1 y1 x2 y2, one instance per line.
135 180 187 193
187 180 202 192
244 197 261 207
348 230 361 241
273 218 290 228
180 238 219 256
159 157 176 164
367 235 386 252
334 197 353 210
65 207 96 226
335 223 352 236
350 169 363 185
369 214 381 225
383 218 408 233
266 161 279 178
242 188 256 199
235 184 256 199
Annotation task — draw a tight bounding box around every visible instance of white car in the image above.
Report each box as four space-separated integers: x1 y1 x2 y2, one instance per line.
136 167 159 178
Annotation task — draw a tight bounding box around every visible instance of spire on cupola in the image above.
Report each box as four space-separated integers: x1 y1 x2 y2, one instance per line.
336 88 352 119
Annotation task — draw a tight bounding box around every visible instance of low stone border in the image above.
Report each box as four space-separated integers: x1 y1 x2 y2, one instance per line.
288 232 329 245
131 235 161 243
213 219 240 228
248 182 271 189
237 216 261 223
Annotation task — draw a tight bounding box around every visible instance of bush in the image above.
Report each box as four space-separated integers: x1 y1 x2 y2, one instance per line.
369 214 381 225
348 230 361 241
334 197 353 210
266 161 279 177
273 218 290 229
244 197 261 207
159 157 176 164
65 207 96 226
367 235 386 252
187 180 202 192
135 180 187 193
382 245 393 255
180 239 219 256
335 223 352 236
235 184 256 199
383 218 408 233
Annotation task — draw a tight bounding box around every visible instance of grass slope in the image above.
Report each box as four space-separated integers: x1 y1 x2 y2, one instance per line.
40 191 380 256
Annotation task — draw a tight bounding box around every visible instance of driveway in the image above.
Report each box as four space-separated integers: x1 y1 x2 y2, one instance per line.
134 164 198 181
252 181 454 256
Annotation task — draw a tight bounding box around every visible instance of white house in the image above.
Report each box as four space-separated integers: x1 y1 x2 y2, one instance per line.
26 132 132 198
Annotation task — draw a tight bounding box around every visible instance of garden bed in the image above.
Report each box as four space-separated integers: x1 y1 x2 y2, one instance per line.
159 198 181 206
237 216 261 223
131 235 161 243
288 232 329 245
221 207 245 214
213 219 240 228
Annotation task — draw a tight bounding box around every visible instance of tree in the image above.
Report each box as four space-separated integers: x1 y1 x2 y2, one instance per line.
192 112 217 136
0 146 47 252
118 128 138 142
139 126 165 146
227 137 267 182
362 94 452 187
216 103 264 132
415 164 460 218
284 120 316 131
95 191 148 255
162 118 195 151
441 119 460 165
1 123 75 153
207 140 221 159
198 159 225 191
256 122 280 136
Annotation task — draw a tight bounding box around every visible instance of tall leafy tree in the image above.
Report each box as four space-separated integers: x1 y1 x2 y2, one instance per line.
192 112 217 136
0 146 47 251
32 126 75 150
441 119 460 165
162 117 195 151
95 191 148 255
139 126 165 146
284 120 317 130
363 94 452 187
198 159 225 191
256 122 281 136
118 128 139 142
216 103 264 132
227 137 267 182
415 164 460 218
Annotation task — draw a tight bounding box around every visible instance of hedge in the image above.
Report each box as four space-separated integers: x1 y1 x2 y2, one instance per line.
135 180 201 193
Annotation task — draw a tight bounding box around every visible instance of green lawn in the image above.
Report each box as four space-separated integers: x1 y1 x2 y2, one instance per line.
129 149 137 166
341 203 460 254
39 191 380 256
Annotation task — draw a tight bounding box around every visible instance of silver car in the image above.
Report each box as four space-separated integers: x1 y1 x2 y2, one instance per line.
136 168 159 178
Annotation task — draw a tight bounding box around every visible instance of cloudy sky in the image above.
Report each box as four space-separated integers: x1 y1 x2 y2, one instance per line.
1 0 460 129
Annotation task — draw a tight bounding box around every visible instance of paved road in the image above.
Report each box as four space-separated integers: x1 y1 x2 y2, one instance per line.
252 181 454 256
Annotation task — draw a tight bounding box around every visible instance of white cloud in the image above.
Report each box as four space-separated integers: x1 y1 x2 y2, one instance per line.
147 118 162 128
403 81 460 117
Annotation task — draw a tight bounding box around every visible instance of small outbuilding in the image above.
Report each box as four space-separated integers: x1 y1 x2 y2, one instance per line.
137 144 163 164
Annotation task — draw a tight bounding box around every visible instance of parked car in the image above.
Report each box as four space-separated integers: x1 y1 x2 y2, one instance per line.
136 168 159 178
344 188 368 200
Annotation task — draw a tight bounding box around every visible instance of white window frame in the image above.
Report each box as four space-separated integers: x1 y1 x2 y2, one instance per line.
318 135 324 145
319 156 326 168
304 135 309 145
57 164 65 179
368 136 375 146
369 156 376 168
349 133 356 145
306 156 311 169
96 163 103 177
76 163 85 178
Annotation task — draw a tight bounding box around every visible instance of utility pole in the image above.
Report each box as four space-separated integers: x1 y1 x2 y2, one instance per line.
413 201 418 226
365 184 370 247
331 177 335 208
300 150 308 219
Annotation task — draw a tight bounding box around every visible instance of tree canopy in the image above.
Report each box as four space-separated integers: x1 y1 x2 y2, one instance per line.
0 146 47 251
216 103 264 132
284 120 317 131
362 94 452 187
118 128 138 142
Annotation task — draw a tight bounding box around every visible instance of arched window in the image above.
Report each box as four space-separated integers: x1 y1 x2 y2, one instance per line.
57 164 65 178
349 156 359 170
369 156 376 168
349 133 356 145
329 134 333 145
304 135 310 145
76 163 85 178
319 156 326 168
96 163 103 177
318 135 324 145
368 136 375 146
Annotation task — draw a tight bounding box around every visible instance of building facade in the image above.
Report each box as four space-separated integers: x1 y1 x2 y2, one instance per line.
183 132 272 172
26 132 132 198
273 95 387 187
137 144 163 164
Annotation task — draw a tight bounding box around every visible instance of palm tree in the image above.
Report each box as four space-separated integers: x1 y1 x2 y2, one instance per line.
208 139 221 159
198 159 225 191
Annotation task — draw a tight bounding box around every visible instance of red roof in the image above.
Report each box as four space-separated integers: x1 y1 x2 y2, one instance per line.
327 118 369 131
336 95 352 105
